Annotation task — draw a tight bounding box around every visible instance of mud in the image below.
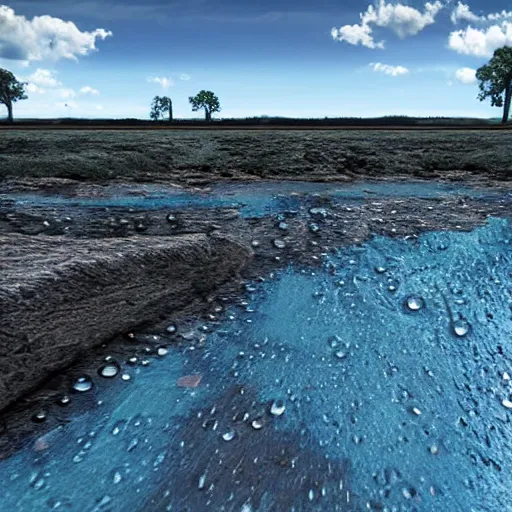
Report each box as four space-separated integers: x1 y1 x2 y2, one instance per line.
0 233 250 412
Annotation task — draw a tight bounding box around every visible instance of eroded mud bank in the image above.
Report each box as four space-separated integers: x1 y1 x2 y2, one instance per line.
0 233 250 411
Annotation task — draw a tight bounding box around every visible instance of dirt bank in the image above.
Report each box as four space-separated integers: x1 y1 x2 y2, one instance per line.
1 130 512 187
0 233 250 412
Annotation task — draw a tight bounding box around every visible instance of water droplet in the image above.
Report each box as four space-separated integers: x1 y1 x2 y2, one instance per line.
270 400 286 417
113 472 122 484
57 395 71 406
406 296 424 312
273 239 286 249
430 444 439 455
502 399 512 409
334 351 347 360
453 320 470 337
251 418 265 430
222 429 235 442
166 324 177 334
166 214 177 224
72 376 93 393
251 240 260 248
127 438 138 452
411 407 422 416
32 411 46 423
328 336 340 348
121 374 131 381
308 489 315 501
375 266 387 274
157 347 168 357
98 362 120 379
127 357 138 365
198 473 207 490
309 223 320 234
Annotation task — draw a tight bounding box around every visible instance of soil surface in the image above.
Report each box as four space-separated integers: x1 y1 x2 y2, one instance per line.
1 129 512 187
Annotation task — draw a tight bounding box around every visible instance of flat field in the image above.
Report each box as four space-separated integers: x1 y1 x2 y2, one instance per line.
1 129 512 186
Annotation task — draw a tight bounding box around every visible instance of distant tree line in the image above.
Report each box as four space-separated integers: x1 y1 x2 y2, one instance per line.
149 90 221 123
3 46 512 124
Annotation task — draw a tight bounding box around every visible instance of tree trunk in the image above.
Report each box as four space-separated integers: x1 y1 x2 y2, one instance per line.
168 102 173 122
502 79 511 124
6 101 13 123
204 107 211 122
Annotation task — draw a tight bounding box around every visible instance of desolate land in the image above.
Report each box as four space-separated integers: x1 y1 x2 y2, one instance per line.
1 129 512 189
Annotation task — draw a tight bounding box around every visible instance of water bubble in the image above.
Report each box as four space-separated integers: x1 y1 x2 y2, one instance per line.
270 400 286 417
222 429 236 442
157 347 168 357
374 266 387 274
57 395 71 406
72 376 93 393
405 296 424 312
166 324 177 334
32 411 46 423
273 239 286 249
127 357 138 366
334 351 347 360
98 362 120 379
453 320 470 337
251 418 265 430
121 374 131 381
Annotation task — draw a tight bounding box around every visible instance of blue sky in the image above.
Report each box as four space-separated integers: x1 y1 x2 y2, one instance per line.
1 0 512 119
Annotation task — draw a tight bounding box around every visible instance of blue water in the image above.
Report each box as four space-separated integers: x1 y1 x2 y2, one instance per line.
2 181 509 218
1 217 512 511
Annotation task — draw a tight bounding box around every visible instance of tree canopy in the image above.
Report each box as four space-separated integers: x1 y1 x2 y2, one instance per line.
188 90 221 122
0 68 27 123
476 46 512 124
150 96 173 122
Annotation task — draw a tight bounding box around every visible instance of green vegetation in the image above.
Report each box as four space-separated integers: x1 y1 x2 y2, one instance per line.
0 68 27 123
477 46 512 124
150 96 173 122
188 90 221 122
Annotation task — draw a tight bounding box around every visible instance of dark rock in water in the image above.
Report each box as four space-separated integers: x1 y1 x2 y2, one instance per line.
0 233 251 412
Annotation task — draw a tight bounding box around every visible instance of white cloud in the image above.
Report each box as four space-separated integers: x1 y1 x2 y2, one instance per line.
26 83 45 94
147 76 173 89
0 5 112 63
80 85 99 95
455 67 477 83
332 0 443 49
25 68 61 87
371 62 409 76
450 2 482 24
59 88 76 99
95 105 104 111
179 73 191 81
450 3 512 24
448 22 512 57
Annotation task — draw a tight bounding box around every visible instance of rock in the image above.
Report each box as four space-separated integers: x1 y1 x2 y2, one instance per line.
0 233 250 412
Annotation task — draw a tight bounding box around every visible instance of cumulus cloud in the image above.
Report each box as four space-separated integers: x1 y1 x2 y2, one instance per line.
331 0 443 49
26 68 61 87
371 62 409 76
26 83 45 94
147 76 173 89
448 22 512 57
0 5 112 63
455 67 477 83
450 3 512 24
80 85 99 95
450 2 482 24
